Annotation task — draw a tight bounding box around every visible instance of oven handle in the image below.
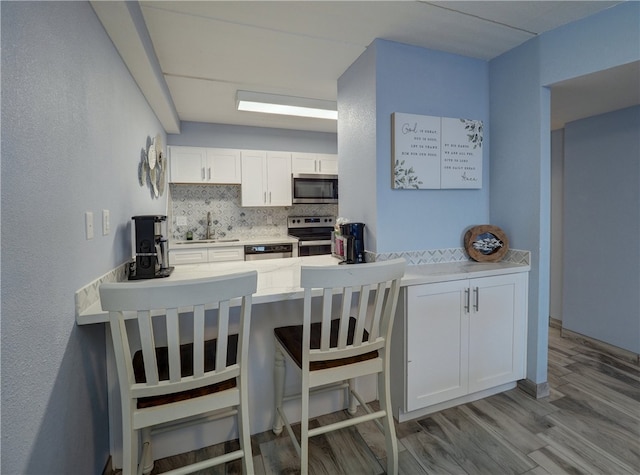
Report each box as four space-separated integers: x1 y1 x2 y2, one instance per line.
298 240 331 247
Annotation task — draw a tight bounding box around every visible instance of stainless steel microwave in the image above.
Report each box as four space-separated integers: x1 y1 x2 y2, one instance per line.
292 173 338 204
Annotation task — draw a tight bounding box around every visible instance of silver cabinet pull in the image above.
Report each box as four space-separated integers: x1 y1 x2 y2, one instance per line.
473 287 479 311
269 191 272 203
264 192 267 204
464 288 470 313
207 167 211 180
201 167 205 180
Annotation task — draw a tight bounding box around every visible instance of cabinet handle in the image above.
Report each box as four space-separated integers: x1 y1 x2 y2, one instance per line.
269 191 272 203
207 167 211 180
464 288 470 313
473 287 479 311
264 192 267 204
201 167 205 180
317 160 321 173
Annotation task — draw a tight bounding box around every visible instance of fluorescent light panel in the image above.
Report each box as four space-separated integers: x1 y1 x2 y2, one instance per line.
236 90 337 120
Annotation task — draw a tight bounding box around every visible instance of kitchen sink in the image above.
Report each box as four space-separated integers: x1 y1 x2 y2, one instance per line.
175 239 240 245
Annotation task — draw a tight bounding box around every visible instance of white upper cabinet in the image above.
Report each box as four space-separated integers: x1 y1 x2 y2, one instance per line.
291 152 338 175
169 146 241 184
241 150 292 207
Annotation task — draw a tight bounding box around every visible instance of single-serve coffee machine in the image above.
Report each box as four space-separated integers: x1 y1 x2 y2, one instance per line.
129 215 174 280
339 222 366 264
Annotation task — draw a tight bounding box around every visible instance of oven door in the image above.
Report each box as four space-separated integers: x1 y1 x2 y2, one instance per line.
298 240 332 256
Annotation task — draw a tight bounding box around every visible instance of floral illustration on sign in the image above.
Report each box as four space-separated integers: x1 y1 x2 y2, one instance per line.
394 160 424 189
461 119 483 149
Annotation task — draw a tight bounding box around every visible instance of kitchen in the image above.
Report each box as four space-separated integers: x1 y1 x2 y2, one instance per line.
2 2 639 474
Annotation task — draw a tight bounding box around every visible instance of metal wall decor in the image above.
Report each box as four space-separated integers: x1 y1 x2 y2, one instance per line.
464 225 509 262
138 133 167 198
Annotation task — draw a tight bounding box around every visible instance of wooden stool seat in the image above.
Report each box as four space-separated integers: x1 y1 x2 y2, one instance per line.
274 318 378 371
133 336 238 409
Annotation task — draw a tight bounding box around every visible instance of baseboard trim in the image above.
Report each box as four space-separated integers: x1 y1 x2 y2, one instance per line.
102 456 113 475
561 327 639 366
517 379 550 399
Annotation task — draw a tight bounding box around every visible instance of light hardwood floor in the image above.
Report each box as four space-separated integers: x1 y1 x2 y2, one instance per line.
129 326 640 474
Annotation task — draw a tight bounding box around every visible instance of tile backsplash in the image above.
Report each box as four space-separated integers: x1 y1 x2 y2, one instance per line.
169 184 338 241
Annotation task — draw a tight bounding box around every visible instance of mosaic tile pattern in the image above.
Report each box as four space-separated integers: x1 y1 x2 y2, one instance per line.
74 263 127 316
169 184 338 241
372 248 530 266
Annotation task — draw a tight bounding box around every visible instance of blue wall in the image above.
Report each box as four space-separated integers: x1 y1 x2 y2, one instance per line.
1 2 167 473
338 39 490 253
168 121 337 153
489 1 640 384
563 106 640 353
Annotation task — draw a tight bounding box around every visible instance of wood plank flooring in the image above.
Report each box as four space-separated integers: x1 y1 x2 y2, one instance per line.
130 326 640 474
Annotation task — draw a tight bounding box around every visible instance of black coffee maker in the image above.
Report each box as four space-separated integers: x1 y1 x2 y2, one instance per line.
339 222 366 264
129 215 174 280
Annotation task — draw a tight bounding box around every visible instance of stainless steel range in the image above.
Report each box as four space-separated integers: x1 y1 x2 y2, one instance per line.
287 216 335 256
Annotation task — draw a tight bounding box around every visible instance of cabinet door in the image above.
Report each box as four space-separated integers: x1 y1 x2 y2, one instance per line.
266 152 292 206
207 148 241 184
169 146 206 183
240 150 267 206
291 153 338 175
291 153 318 174
169 248 208 265
207 246 244 262
317 154 338 174
468 273 527 393
406 280 469 410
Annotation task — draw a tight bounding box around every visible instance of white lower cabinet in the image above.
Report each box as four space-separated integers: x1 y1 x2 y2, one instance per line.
393 272 528 419
170 246 244 265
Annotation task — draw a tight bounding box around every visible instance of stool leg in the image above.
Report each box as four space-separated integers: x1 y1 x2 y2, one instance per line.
379 371 398 475
300 374 310 475
347 378 357 415
122 406 136 475
272 345 285 435
140 428 153 475
238 384 255 474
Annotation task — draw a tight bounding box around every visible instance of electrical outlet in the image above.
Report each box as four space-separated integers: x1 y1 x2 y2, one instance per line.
176 216 187 226
102 209 110 235
266 215 273 225
85 212 94 240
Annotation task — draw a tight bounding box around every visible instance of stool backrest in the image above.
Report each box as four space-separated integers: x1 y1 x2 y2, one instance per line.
100 272 257 402
300 258 405 367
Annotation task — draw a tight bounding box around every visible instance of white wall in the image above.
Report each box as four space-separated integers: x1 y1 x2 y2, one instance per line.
1 2 167 472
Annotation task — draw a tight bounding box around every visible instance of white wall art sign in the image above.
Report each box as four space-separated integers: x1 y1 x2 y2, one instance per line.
392 112 483 189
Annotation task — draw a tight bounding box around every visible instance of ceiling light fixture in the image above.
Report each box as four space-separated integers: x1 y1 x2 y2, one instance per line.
236 90 337 120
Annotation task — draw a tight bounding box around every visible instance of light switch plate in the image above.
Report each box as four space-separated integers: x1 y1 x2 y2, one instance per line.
102 209 110 235
85 212 94 240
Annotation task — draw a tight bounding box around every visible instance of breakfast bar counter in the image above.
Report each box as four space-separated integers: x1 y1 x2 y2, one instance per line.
75 254 530 466
76 254 529 325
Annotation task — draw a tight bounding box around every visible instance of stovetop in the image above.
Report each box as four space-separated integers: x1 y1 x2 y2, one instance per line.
287 216 335 241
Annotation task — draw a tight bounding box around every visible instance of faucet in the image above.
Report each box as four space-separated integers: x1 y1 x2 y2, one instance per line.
206 211 214 240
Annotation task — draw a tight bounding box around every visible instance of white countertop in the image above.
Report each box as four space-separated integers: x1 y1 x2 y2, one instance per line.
76 255 529 325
